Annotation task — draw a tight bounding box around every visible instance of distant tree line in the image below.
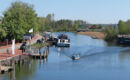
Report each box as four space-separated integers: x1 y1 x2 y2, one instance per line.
37 14 88 32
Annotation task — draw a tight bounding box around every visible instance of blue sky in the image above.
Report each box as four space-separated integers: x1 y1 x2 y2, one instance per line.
0 0 130 24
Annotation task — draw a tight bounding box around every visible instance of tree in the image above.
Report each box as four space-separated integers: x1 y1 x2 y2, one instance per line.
118 20 127 34
74 20 87 29
125 20 130 34
55 19 73 31
73 21 79 30
2 1 38 40
0 24 6 41
37 17 46 32
45 14 55 31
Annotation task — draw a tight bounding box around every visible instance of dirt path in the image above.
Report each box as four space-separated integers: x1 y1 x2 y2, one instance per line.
78 31 106 39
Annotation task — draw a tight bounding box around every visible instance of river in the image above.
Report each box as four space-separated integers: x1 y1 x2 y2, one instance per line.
2 32 130 80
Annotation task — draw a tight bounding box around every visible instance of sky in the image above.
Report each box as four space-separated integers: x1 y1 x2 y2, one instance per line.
0 0 130 24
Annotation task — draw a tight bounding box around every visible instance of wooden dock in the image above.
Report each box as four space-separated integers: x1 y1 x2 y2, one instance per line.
30 46 49 59
30 53 48 59
117 35 130 44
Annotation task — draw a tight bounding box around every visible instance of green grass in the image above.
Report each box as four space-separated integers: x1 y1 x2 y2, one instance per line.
28 42 44 49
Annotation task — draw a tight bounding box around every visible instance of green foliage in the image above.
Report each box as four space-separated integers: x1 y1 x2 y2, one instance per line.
73 21 79 30
74 20 87 29
0 24 7 41
118 20 127 34
124 20 130 34
104 25 118 41
2 1 38 40
30 42 44 49
37 14 56 32
54 19 73 31
37 17 46 32
118 20 130 34
37 15 87 32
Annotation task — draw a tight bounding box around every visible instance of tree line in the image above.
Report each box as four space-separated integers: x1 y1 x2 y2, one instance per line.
37 15 87 32
0 1 87 41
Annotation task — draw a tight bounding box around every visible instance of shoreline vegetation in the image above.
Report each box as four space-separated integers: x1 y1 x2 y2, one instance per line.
30 43 44 49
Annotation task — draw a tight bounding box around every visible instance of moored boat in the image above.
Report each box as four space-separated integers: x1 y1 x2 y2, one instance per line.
57 34 70 47
91 35 98 39
43 32 57 45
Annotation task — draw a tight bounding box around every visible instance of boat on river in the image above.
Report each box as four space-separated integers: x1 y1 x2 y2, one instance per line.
72 54 80 60
91 35 98 39
57 34 70 47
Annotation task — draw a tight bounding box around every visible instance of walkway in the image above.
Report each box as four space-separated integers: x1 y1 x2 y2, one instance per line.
0 34 42 61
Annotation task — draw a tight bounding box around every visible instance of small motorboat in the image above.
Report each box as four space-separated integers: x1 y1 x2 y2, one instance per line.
72 54 80 60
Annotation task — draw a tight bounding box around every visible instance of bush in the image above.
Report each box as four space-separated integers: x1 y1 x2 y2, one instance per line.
104 26 118 41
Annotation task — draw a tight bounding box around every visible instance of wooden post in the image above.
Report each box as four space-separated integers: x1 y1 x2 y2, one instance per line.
18 55 21 65
0 61 1 73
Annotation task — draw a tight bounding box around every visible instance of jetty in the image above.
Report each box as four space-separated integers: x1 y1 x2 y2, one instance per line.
117 35 130 44
30 46 49 59
0 50 22 74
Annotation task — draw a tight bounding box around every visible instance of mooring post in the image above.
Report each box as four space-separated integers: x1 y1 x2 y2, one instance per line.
39 48 41 60
46 56 48 63
18 55 21 65
0 61 1 73
22 55 24 64
12 57 15 67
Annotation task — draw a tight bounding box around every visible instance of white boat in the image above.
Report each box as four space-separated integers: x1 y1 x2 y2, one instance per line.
57 34 70 47
72 54 80 60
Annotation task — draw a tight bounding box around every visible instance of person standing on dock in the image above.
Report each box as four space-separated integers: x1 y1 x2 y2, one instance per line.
21 42 27 53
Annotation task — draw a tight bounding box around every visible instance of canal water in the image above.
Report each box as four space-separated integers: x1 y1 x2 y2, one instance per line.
2 32 130 80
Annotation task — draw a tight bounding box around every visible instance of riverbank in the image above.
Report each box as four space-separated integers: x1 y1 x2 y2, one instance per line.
0 34 43 74
0 34 42 54
0 34 42 60
78 31 106 39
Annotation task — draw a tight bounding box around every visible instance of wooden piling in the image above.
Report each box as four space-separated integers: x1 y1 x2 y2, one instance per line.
0 61 1 73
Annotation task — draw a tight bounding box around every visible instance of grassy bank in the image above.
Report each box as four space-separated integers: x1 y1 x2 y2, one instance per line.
28 43 44 49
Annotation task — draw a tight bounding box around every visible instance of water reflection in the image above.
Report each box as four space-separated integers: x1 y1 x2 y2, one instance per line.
2 32 130 80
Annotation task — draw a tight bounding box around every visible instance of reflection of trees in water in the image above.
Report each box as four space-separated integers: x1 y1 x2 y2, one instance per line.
14 59 37 80
0 59 37 80
119 50 130 62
